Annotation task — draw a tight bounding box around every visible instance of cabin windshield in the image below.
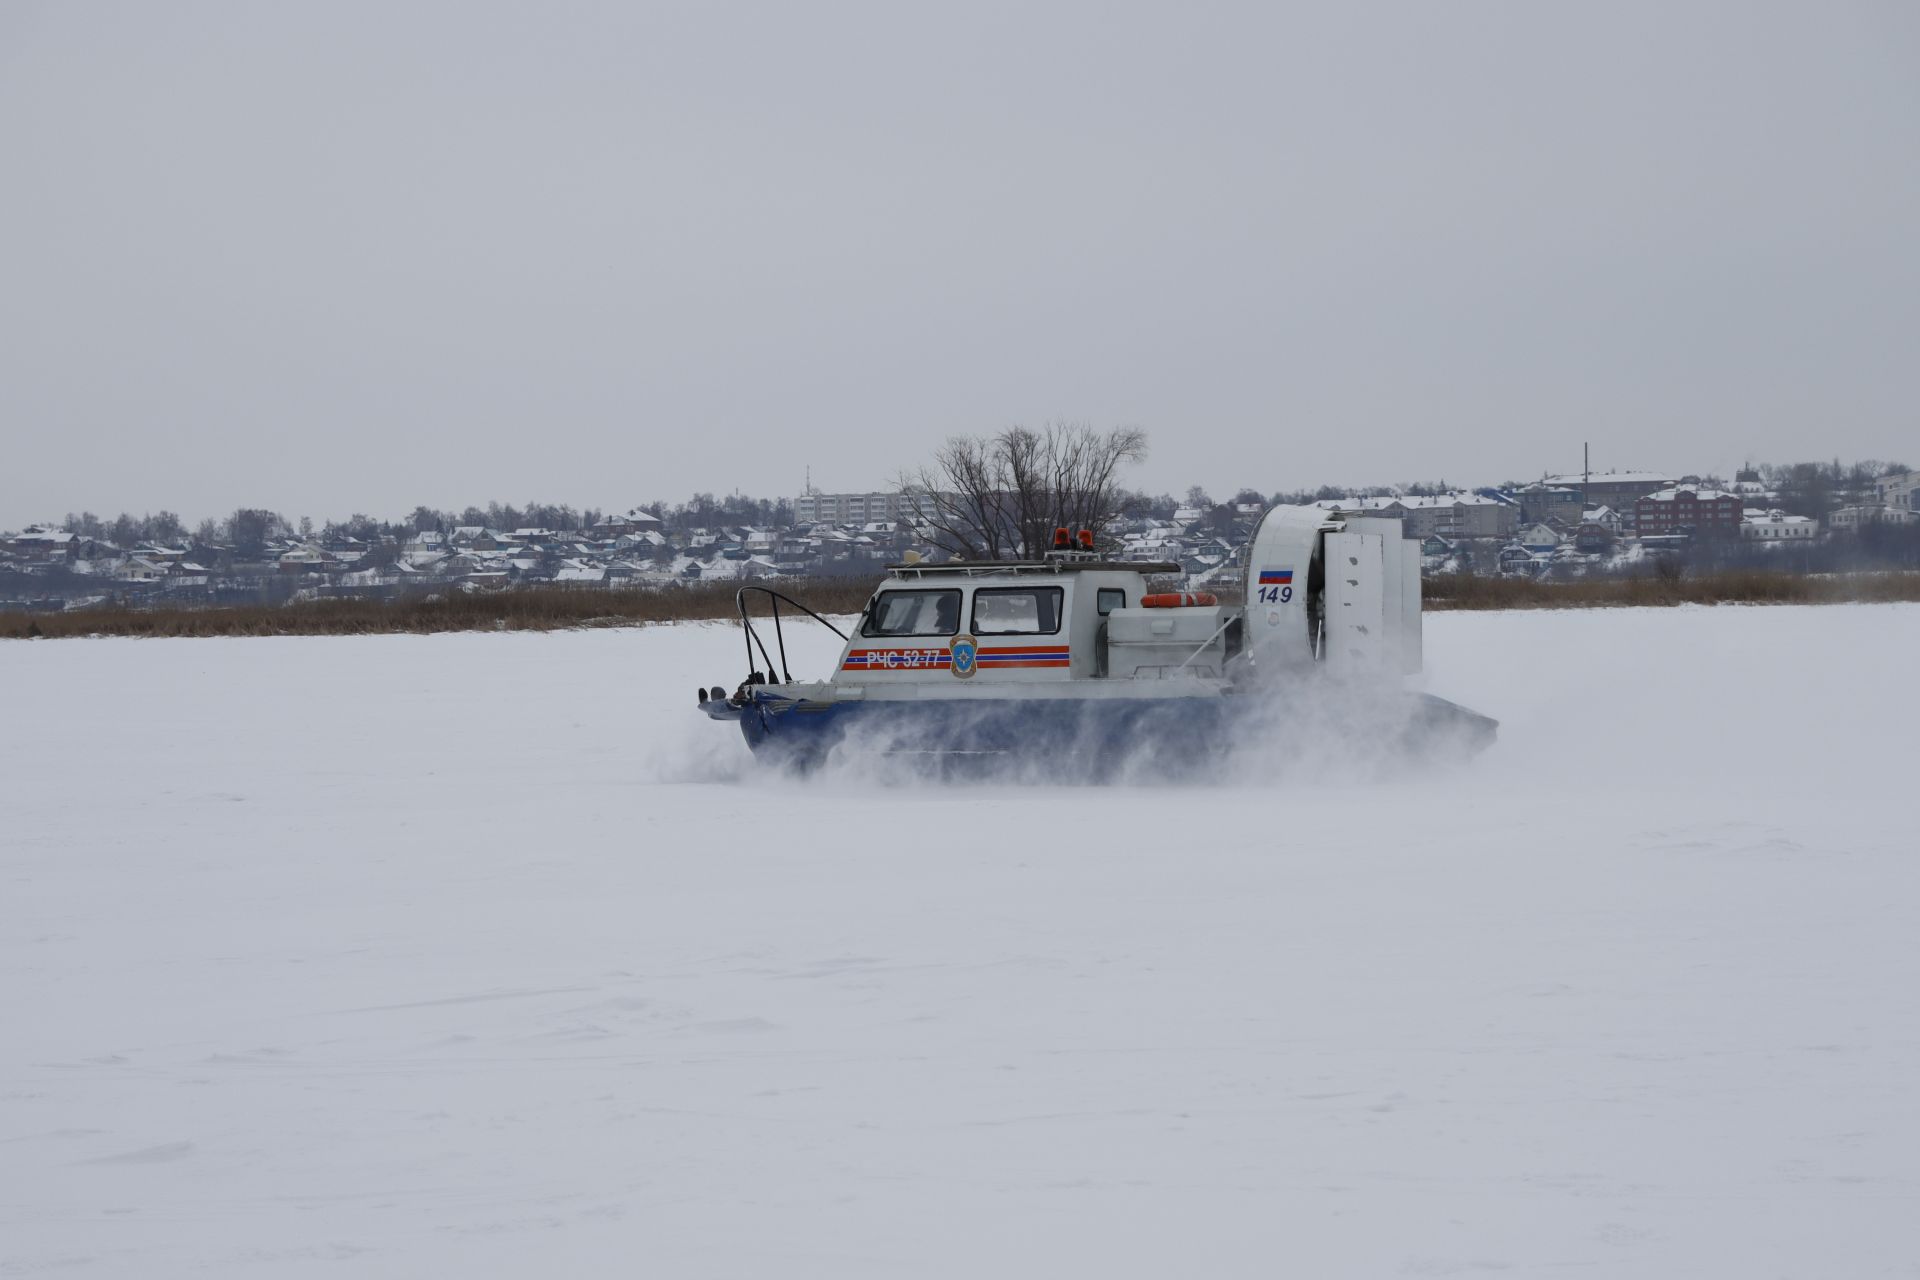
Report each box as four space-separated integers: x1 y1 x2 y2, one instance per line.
971 586 1064 635
864 589 962 637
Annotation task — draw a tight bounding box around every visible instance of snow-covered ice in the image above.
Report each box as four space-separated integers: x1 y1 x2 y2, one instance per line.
4 606 1917 1277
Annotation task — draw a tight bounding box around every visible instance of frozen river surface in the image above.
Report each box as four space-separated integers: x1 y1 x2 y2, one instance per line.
4 605 1918 1277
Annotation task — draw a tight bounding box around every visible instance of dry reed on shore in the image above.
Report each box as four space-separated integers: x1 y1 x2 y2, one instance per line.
2 579 882 640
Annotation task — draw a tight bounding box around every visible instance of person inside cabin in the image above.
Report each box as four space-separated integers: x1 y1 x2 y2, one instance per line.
933 592 959 635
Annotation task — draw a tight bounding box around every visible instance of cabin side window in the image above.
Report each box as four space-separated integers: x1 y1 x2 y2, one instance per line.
1096 588 1126 616
970 586 1064 635
863 589 962 637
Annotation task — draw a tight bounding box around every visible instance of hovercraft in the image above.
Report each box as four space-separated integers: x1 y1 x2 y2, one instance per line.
697 505 1497 776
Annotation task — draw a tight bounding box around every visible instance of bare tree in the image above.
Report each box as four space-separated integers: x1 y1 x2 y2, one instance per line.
901 422 1148 560
225 508 288 558
900 433 1013 560
149 511 185 543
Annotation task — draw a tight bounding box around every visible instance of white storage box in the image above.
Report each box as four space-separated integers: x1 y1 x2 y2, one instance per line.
1103 605 1230 678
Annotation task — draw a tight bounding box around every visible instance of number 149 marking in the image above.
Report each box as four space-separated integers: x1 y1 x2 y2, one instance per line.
1258 585 1293 604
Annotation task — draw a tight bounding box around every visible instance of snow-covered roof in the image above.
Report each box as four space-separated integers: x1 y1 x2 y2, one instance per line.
1545 471 1674 487
1643 485 1739 503
1313 492 1503 512
1308 495 1394 511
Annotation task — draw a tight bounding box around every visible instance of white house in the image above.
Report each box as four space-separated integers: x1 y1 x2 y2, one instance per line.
1874 470 1918 513
119 556 169 583
1741 509 1817 541
1518 522 1563 551
277 544 339 573
1829 504 1919 531
402 532 449 567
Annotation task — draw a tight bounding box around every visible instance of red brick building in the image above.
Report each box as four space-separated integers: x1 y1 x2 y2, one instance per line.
1634 486 1744 537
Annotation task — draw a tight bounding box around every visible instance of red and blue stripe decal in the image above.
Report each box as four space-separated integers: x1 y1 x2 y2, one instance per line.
976 645 1071 669
1257 568 1294 585
841 645 1071 671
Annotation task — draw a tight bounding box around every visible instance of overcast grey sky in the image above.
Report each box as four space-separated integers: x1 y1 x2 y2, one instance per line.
3 0 1916 526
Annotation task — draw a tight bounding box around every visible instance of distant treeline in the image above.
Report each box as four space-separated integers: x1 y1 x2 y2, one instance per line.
51 495 800 556
1730 458 1911 516
35 455 1914 551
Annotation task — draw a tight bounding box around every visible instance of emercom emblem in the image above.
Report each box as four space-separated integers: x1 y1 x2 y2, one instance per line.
949 633 977 679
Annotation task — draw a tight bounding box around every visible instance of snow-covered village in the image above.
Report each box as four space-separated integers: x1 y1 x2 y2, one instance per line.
5 460 1917 616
